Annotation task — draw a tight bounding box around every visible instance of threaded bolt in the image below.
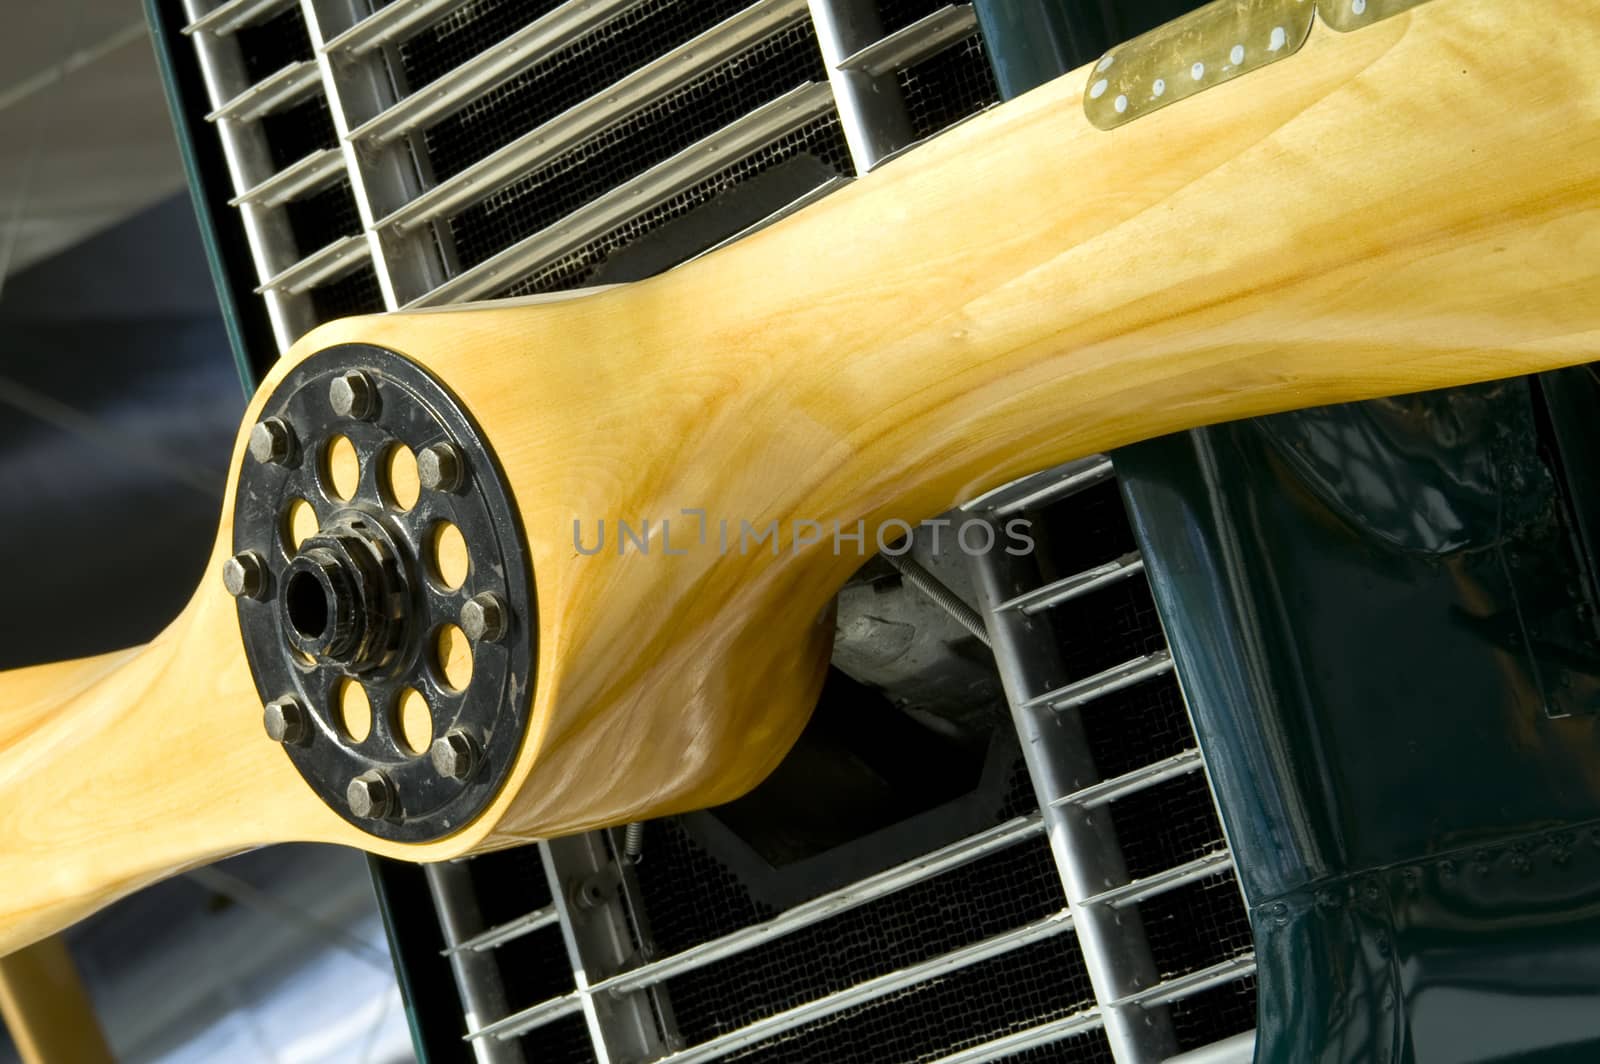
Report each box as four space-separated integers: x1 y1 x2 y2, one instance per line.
263 696 308 745
329 370 377 419
623 822 645 864
222 551 268 599
347 770 394 819
417 442 465 493
430 729 479 780
249 417 295 465
460 592 508 642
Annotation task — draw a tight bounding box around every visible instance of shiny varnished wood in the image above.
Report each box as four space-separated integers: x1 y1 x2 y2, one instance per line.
1 0 1597 954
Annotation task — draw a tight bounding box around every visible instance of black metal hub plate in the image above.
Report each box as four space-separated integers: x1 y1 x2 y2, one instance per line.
232 343 534 842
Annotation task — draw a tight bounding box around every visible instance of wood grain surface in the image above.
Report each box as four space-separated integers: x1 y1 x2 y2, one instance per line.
1 0 1596 954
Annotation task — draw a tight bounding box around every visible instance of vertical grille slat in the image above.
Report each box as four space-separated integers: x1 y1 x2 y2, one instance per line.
969 456 1259 1063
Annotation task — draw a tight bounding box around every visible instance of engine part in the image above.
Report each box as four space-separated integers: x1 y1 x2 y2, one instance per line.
229 343 535 842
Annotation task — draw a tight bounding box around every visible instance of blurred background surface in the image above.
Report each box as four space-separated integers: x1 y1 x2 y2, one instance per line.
0 2 414 1060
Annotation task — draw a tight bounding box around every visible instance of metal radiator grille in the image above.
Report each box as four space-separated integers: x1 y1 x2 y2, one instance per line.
168 2 1257 1062
964 459 1258 1062
417 466 1258 1064
174 0 995 349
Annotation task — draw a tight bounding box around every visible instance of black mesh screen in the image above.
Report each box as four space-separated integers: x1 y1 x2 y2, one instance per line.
662 834 1070 1042
498 115 852 297
285 181 362 256
469 843 553 928
419 0 757 178
399 0 574 89
873 0 951 36
308 266 384 321
260 94 337 171
516 1012 601 1064
1029 576 1168 686
897 35 1001 141
1137 873 1255 981
443 21 828 269
719 935 1098 1063
235 5 312 83
494 923 579 1009
1037 480 1141 566
1169 972 1259 1053
1005 1033 1117 1063
1107 770 1228 881
1078 676 1196 781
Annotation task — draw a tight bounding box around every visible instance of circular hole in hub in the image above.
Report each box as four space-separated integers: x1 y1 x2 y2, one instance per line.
324 434 360 501
397 687 433 755
429 521 469 590
435 624 473 691
284 568 331 641
284 497 318 552
337 678 372 742
385 443 421 512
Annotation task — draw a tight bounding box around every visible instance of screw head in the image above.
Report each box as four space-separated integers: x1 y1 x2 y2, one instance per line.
222 551 268 599
417 442 465 493
460 592 508 642
249 417 295 464
347 770 394 819
329 370 377 419
431 729 479 780
263 696 308 745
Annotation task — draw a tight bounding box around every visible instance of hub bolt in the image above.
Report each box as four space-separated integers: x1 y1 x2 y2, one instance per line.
431 729 480 780
248 417 295 465
222 551 268 599
347 770 394 819
263 696 309 745
418 442 465 493
460 592 508 642
329 370 377 420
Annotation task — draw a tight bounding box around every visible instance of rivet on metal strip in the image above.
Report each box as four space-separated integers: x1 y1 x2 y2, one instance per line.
1317 0 1434 33
1083 0 1317 131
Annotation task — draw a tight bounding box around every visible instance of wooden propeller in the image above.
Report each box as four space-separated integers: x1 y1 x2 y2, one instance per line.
2 0 1597 955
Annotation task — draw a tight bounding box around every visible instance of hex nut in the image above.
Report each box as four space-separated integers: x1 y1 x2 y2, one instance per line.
263 696 309 745
460 592 508 642
347 770 394 819
431 729 479 781
329 370 377 420
417 442 465 493
249 417 295 465
223 551 268 599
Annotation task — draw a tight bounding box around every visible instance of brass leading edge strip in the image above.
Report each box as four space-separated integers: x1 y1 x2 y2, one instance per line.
1086 0 1435 129
1319 0 1436 33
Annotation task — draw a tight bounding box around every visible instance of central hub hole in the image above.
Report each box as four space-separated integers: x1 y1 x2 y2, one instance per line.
285 569 332 640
